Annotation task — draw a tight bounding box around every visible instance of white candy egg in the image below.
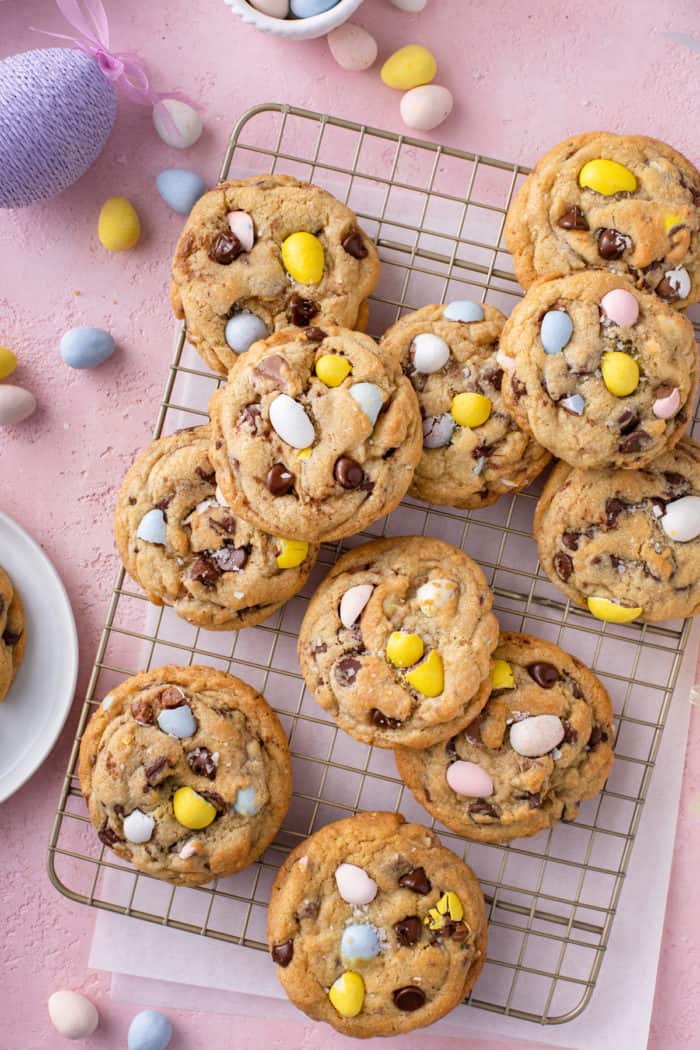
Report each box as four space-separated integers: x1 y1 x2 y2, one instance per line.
339 584 374 627
227 210 255 252
136 508 167 545
411 332 450 373
157 704 197 739
152 99 203 149
123 809 155 844
224 311 269 354
0 385 36 425
48 990 99 1040
422 413 454 448
250 0 290 14
400 85 454 132
416 577 457 614
510 715 565 758
335 862 378 905
328 23 378 71
660 495 700 543
269 393 315 448
386 0 428 10
349 382 384 427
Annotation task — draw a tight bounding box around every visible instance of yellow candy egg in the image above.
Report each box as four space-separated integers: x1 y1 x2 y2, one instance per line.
491 658 514 690
436 890 464 921
281 232 324 284
381 45 437 90
329 971 365 1018
664 213 684 232
315 354 351 387
275 538 309 569
297 447 312 460
451 392 492 428
387 631 425 668
172 786 217 830
0 347 18 380
98 196 141 252
578 159 637 196
406 649 444 696
601 351 639 397
587 597 643 623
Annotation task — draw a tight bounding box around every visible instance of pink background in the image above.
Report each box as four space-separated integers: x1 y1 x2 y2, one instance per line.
2 0 700 1047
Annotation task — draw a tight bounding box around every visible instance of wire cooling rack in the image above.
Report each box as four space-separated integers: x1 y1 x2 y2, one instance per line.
48 104 700 1027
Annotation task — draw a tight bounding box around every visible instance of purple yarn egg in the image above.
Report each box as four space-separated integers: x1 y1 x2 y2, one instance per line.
0 48 117 208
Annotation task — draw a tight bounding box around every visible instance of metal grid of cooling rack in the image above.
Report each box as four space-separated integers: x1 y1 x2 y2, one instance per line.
48 104 700 1027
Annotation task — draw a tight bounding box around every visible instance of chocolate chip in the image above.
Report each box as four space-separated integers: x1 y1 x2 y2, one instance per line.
105 752 118 777
255 355 288 386
334 456 364 489
617 409 639 435
394 916 422 946
605 497 626 527
2 629 20 646
597 228 628 260
238 404 262 431
562 530 580 551
393 987 426 1012
160 686 186 709
266 463 294 496
128 496 137 506
287 294 318 327
469 799 499 818
209 232 242 264
271 940 294 967
199 790 226 813
446 735 458 759
510 376 527 401
464 712 486 743
295 898 320 920
619 430 649 454
190 555 221 587
656 275 681 302
187 747 217 779
154 497 170 514
524 792 541 809
398 867 431 894
663 472 690 495
554 551 574 582
144 757 169 786
98 821 121 847
211 546 248 572
443 920 469 942
482 367 504 391
588 725 608 749
334 656 361 687
305 326 327 342
370 708 401 729
208 514 236 535
195 465 216 485
561 721 578 745
131 699 155 724
342 230 368 259
567 676 583 700
528 662 560 688
557 206 588 230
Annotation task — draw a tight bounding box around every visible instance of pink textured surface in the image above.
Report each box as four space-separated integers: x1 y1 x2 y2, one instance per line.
2 1 699 1047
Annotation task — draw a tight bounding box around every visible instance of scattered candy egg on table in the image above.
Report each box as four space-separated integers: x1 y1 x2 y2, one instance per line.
387 0 428 10
270 393 315 448
315 353 351 386
275 538 309 568
250 0 290 14
123 808 155 844
48 990 99 1040
422 412 454 448
335 862 378 905
156 168 206 214
600 288 638 327
291 0 339 14
328 23 378 71
228 210 255 252
601 351 639 397
400 85 454 132
0 346 17 379
405 649 443 695
98 196 141 252
281 231 324 283
152 98 202 149
443 300 484 323
578 158 637 196
586 596 643 623
451 391 492 428
381 44 437 90
173 786 217 829
0 385 36 425
561 393 585 415
341 924 381 961
127 1010 173 1050
446 760 494 797
540 309 573 354
660 496 700 542
387 631 425 668
491 659 514 689
225 311 269 353
653 386 681 419
60 326 115 369
339 583 373 627
233 785 260 815
329 971 365 1018
349 382 383 426
411 332 450 373
416 577 457 615
157 704 197 738
136 508 167 545
510 715 565 758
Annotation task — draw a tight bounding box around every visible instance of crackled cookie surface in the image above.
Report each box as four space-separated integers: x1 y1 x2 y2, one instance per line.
209 328 423 543
115 425 318 630
78 665 291 886
396 633 614 843
268 812 487 1038
171 175 380 374
535 441 700 624
505 132 700 305
500 272 697 470
380 301 550 508
297 537 498 748
0 566 25 703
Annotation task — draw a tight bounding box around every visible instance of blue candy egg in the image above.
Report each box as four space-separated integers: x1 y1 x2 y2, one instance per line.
127 1010 173 1050
291 0 339 15
157 704 197 739
340 923 381 962
540 310 573 355
60 326 115 369
443 300 484 323
156 168 206 215
561 393 585 415
224 311 269 353
136 508 167 545
233 785 260 816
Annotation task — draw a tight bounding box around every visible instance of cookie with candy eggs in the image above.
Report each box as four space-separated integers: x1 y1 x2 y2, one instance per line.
396 633 614 843
535 439 700 624
297 536 499 749
499 271 697 470
267 811 487 1037
78 665 291 886
114 425 318 630
380 301 551 508
208 327 423 543
505 131 700 307
0 566 25 702
170 174 380 374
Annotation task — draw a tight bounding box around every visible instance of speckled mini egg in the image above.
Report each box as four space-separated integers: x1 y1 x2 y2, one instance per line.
0 385 37 425
60 327 115 369
400 84 453 131
152 99 202 149
48 990 99 1040
127 1010 173 1050
327 23 378 71
156 168 206 215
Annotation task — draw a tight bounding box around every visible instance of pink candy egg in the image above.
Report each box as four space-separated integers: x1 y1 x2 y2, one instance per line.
496 348 516 371
335 862 378 905
339 584 373 628
446 760 494 798
652 386 681 419
600 288 639 327
327 23 378 72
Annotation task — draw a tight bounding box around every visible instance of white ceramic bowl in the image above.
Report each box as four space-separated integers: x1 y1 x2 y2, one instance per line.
224 0 365 40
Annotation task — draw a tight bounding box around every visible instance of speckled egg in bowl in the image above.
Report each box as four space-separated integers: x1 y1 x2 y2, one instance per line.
224 0 365 40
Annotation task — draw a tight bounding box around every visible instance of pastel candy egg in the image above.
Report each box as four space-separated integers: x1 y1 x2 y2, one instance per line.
381 44 437 90
340 924 381 962
422 413 454 448
228 210 255 252
443 300 484 323
411 332 450 373
510 715 565 758
434 890 463 922
136 508 167 545
601 351 639 397
451 391 492 428
60 326 115 369
653 387 681 419
335 862 378 905
48 990 99 1040
98 196 141 252
270 393 315 448
173 786 217 829
387 631 425 668
329 971 365 1018
0 385 36 425
0 346 17 379
340 584 373 627
600 288 639 327
661 265 691 300
315 353 351 386
250 0 290 16
416 578 457 615
578 158 637 195
400 85 454 132
495 348 515 371
540 309 573 354
446 760 494 797
156 168 206 215
491 659 514 690
281 232 324 284
660 496 700 542
587 596 642 623
157 704 197 738
275 538 309 568
127 1010 173 1050
123 809 155 844
152 98 202 149
225 311 269 354
349 382 384 427
406 649 443 696
328 23 378 72
561 393 585 415
233 785 260 816
387 0 428 10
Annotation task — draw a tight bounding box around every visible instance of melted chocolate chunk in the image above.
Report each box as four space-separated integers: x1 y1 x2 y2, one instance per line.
287 294 318 327
334 456 364 489
469 799 499 818
370 708 401 729
199 790 226 813
334 656 361 687
619 430 650 454
561 721 578 745
510 376 527 401
597 228 628 260
554 551 574 582
656 275 681 302
342 230 368 259
464 712 486 744
443 920 469 942
131 699 155 724
208 514 236 535
190 555 221 587
587 725 609 749
398 867 432 894
161 687 186 709
562 530 580 551
305 326 327 342
445 735 458 759
523 792 541 809
663 471 688 493
2 629 20 646
394 915 422 946
482 367 504 391
211 546 249 572
266 463 294 496
195 464 216 484
527 662 560 688
295 898 320 920
187 747 217 779
144 757 169 785
617 408 639 435
271 940 294 967
393 986 426 1012
209 232 242 265
558 206 588 230
605 497 626 527
98 821 121 847
239 404 262 432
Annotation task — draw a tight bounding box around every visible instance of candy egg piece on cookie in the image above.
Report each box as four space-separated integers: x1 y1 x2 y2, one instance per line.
660 496 700 542
387 631 424 668
540 309 573 354
446 760 494 797
578 158 637 195
443 300 484 323
315 353 351 386
136 508 167 545
227 210 255 252
587 596 642 623
269 394 315 448
510 714 565 757
281 231 324 283
451 391 491 428
652 387 681 419
275 538 309 568
600 288 638 327
173 786 217 829
339 584 373 627
157 704 197 738
349 382 383 426
422 413 455 448
405 649 443 695
491 659 514 689
48 990 99 1040
335 862 378 905
329 971 365 1018
340 923 381 962
601 351 639 397
416 577 457 615
123 809 155 844
411 332 450 373
225 311 269 354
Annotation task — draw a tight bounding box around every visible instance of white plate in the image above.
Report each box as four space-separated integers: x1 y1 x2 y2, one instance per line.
0 511 78 802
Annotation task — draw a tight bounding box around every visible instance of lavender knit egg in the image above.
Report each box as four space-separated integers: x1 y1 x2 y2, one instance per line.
0 49 117 209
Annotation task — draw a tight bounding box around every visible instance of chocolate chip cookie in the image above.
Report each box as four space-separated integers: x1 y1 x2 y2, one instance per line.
0 566 25 702
396 633 614 843
268 811 487 1037
505 132 700 306
209 328 423 543
171 175 381 374
499 272 697 469
115 425 318 630
297 537 499 749
78 665 292 886
535 440 700 623
380 301 551 508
